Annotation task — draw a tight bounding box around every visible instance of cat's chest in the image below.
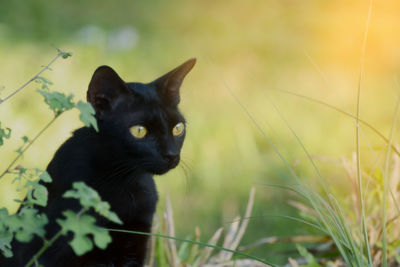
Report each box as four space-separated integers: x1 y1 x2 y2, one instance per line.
96 173 158 226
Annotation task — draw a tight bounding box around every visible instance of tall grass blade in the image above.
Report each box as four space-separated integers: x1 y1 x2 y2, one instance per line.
267 98 329 196
272 88 400 157
355 0 373 264
106 228 277 266
208 58 358 266
381 91 400 265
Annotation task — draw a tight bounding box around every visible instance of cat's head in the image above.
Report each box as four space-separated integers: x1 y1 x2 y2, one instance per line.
87 59 196 175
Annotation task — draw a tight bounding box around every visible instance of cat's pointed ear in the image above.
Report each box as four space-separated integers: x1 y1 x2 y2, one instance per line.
87 65 129 116
153 58 196 105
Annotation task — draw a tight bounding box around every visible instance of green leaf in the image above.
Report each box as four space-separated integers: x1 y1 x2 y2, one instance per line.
35 76 53 90
15 147 23 156
396 254 400 264
63 182 122 224
7 207 48 243
58 51 73 59
0 208 10 228
37 169 52 183
63 182 101 209
57 210 112 256
93 201 122 225
22 136 29 143
0 230 13 258
21 169 52 206
0 122 11 147
296 244 321 267
76 101 98 132
155 235 168 267
177 235 191 261
25 181 49 207
37 89 75 116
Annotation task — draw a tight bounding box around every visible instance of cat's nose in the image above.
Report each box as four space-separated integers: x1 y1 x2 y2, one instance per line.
163 153 180 166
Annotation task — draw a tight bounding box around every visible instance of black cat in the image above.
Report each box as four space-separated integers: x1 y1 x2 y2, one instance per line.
2 58 196 266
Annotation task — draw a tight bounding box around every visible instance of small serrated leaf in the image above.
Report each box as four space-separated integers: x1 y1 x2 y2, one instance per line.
24 179 49 207
37 169 52 183
22 136 29 143
76 101 98 132
7 207 48 243
37 89 75 115
0 231 13 258
57 210 112 256
0 122 11 147
15 148 23 156
63 182 122 224
58 51 73 59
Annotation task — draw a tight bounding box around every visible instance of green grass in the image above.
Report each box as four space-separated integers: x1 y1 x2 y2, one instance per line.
2 0 400 265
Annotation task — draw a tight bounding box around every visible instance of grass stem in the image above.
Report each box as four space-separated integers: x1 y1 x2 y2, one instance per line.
0 116 59 180
0 53 61 104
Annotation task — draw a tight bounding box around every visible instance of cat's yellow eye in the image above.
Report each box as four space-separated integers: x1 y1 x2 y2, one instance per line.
130 125 147 139
172 122 185 136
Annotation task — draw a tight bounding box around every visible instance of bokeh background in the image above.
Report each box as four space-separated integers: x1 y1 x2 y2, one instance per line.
1 0 400 264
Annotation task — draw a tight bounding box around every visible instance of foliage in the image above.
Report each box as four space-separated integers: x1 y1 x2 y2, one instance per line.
62 182 122 224
37 89 98 130
57 211 112 256
13 168 53 207
0 50 107 265
76 101 98 132
145 188 272 267
57 182 123 256
37 89 75 116
295 244 321 267
0 122 11 147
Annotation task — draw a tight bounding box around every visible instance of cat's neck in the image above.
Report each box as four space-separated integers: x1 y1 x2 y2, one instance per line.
62 127 158 224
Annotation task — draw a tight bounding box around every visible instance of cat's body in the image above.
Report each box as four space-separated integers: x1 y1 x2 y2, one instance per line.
1 59 196 267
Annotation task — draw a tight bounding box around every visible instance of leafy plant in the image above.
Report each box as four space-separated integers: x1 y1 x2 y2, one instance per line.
0 49 112 267
56 182 122 256
24 181 122 267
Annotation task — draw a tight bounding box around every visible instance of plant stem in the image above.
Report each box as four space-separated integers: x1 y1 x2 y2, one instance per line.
356 0 373 265
0 116 59 180
0 54 62 104
273 88 400 157
25 230 63 267
381 92 400 267
107 228 277 266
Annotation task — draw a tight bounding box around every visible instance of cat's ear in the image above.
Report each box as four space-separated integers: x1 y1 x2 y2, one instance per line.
87 65 129 116
152 58 196 105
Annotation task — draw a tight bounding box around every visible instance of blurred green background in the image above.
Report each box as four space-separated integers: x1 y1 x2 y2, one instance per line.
1 0 400 264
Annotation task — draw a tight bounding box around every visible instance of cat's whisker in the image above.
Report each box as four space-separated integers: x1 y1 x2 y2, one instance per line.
178 159 192 193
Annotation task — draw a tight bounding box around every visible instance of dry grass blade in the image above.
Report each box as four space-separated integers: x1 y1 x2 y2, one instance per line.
218 216 240 262
203 259 270 267
239 235 330 251
218 187 256 262
147 215 160 267
198 227 224 265
165 192 180 266
287 200 318 218
162 212 173 265
288 258 299 267
229 187 256 252
147 234 156 267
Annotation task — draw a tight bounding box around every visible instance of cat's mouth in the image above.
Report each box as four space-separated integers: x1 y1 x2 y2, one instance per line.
150 156 180 175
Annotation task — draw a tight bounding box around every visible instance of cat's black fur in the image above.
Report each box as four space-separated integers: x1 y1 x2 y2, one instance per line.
1 58 196 267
